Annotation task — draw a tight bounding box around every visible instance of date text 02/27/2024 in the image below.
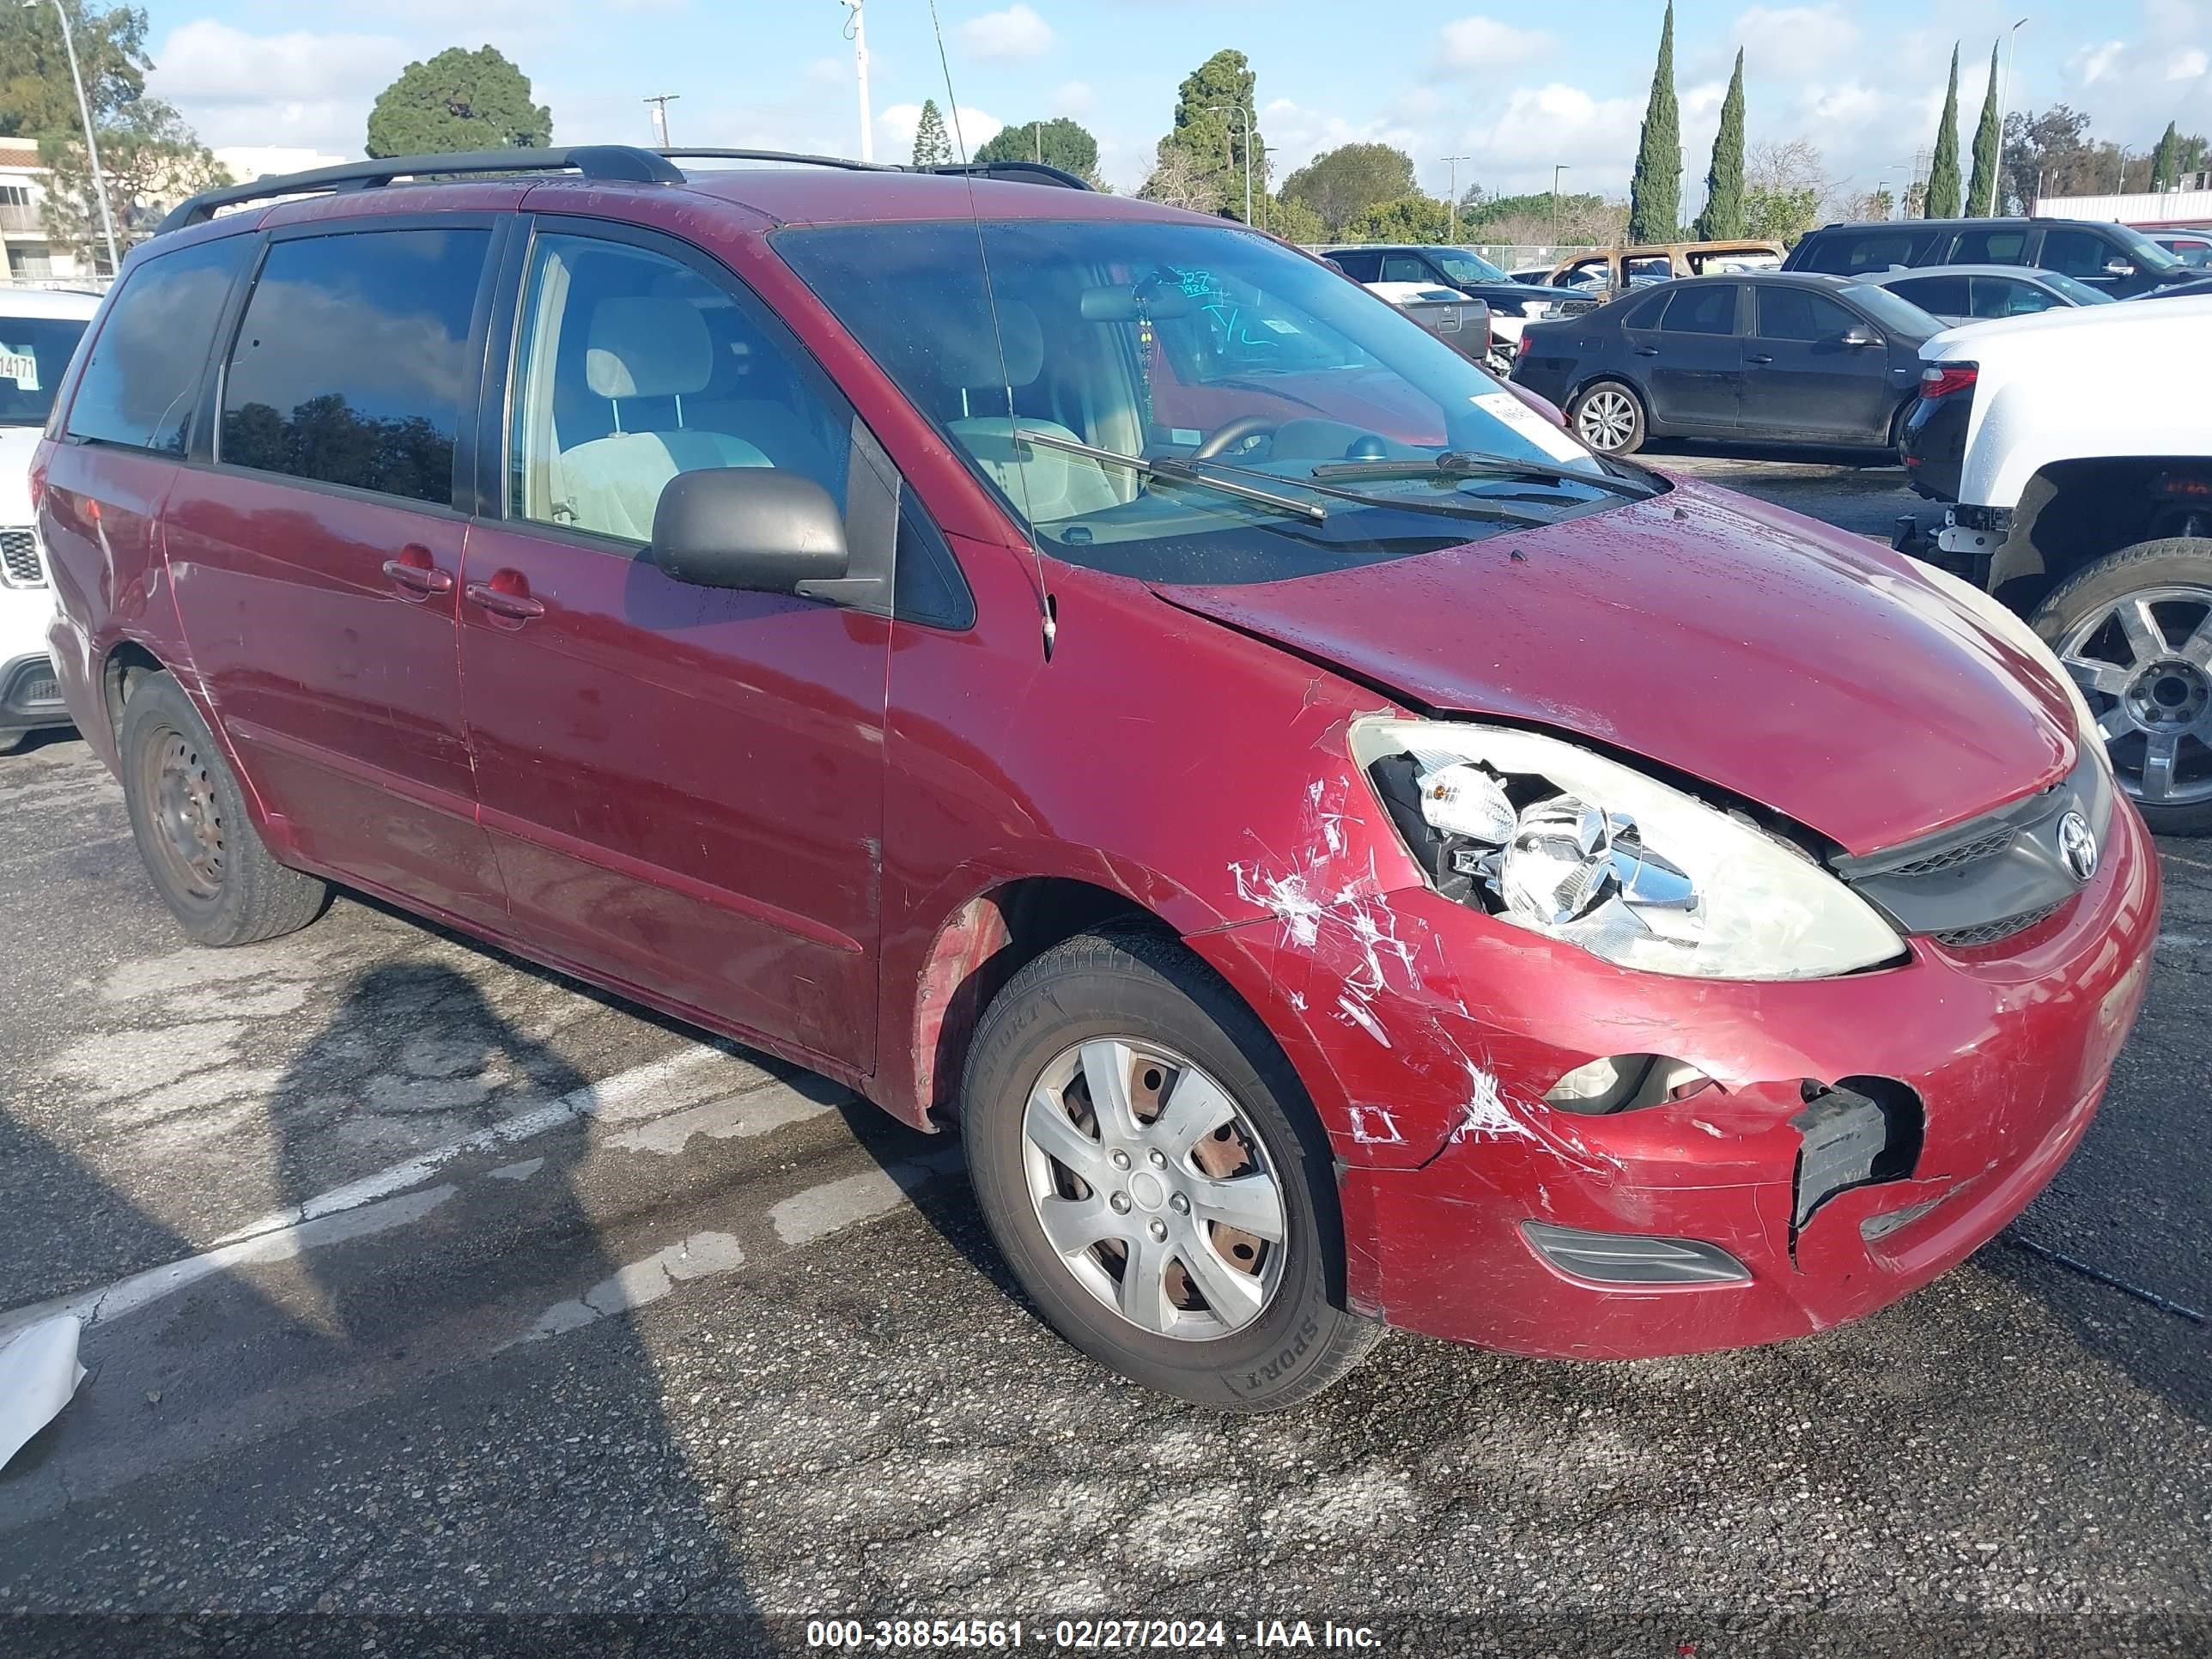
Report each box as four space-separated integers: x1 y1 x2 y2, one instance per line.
803 1619 1385 1650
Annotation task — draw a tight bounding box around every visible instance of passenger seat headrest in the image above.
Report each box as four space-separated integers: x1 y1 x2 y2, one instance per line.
586 296 714 399
937 300 1045 390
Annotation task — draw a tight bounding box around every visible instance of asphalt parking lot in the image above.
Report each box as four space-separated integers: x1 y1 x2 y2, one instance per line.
2 453 2209 1656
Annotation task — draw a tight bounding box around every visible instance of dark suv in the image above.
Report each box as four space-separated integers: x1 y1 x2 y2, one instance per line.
1784 216 2197 298
33 145 2155 1412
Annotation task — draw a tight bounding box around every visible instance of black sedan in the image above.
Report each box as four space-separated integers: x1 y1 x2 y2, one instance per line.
1510 272 1943 456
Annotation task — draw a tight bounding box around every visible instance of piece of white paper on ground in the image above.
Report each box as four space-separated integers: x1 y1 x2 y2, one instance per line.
0 1315 87 1469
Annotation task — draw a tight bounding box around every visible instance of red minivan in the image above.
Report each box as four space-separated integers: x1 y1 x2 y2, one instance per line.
37 149 2158 1411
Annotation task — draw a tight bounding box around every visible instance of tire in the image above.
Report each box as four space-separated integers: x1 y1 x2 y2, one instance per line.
2030 538 2212 836
961 927 1384 1413
118 671 329 945
1568 379 1646 455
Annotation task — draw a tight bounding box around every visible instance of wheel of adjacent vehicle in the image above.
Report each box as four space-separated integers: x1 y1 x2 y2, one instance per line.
961 927 1384 1413
1568 380 1645 455
118 671 329 945
2031 538 2212 836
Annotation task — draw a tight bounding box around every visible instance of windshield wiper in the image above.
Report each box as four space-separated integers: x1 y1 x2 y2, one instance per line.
1013 428 1328 524
1305 451 1657 499
1185 454 1551 526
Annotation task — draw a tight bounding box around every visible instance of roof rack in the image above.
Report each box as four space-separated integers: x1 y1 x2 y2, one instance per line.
158 144 684 234
918 160 1091 191
653 147 895 173
656 148 1091 191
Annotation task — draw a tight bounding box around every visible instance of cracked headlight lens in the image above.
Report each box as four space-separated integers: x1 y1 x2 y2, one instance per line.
1358 719 1905 980
1914 563 2106 773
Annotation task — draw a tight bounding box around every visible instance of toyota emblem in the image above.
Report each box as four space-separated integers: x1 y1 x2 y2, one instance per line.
2057 811 2098 883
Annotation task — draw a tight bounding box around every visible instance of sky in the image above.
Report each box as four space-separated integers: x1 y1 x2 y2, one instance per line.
138 1 2212 211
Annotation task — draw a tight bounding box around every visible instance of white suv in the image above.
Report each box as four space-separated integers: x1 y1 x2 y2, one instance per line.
0 288 100 753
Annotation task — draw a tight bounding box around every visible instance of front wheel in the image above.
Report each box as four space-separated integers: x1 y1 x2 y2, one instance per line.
1568 380 1646 455
961 928 1383 1413
2032 538 2212 836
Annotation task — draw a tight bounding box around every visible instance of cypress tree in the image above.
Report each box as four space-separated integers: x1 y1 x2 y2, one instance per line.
1926 46 1962 217
1695 48 1747 239
912 99 952 167
1628 1 1680 242
1966 43 2002 215
2151 121 2181 191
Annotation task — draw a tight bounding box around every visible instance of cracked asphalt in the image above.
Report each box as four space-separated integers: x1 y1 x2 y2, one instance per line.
2 453 2208 1656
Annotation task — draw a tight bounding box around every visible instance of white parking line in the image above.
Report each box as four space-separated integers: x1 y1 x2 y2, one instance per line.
507 1231 748 1347
769 1150 966 1247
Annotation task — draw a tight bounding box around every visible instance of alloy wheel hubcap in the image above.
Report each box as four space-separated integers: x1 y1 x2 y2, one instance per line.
1577 391 1634 451
151 729 225 897
2058 584 2212 807
1020 1037 1286 1341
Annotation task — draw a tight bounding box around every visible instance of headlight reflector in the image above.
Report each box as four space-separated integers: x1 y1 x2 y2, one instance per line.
1356 719 1905 980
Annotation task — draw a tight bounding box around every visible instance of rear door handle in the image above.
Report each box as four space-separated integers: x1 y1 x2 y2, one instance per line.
1632 346 1660 356
465 580 545 621
1747 353 1776 364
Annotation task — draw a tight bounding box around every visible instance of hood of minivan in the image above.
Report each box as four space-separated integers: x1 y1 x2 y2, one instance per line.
1158 478 2075 856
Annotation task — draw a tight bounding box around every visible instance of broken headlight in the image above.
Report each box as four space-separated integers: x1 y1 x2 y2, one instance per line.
1354 719 1905 980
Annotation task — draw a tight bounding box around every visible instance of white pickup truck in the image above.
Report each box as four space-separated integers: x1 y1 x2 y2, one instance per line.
1894 294 2212 834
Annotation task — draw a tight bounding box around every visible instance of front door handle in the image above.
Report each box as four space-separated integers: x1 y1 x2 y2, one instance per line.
383 548 453 597
1747 352 1776 365
465 580 545 621
1632 345 1660 356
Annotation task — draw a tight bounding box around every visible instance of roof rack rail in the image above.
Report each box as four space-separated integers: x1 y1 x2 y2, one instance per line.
918 160 1091 191
654 148 1091 191
157 144 684 234
653 147 896 173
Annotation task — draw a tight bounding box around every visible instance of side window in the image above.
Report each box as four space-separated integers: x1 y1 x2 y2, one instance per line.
1807 232 1916 275
64 235 253 453
220 228 489 506
1379 253 1429 283
1659 284 1739 335
507 232 853 545
2038 229 2111 277
1949 228 2027 264
891 496 974 630
1754 286 1859 340
1972 276 2052 318
1559 257 1609 287
1622 290 1670 329
1889 274 1968 316
1330 251 1380 282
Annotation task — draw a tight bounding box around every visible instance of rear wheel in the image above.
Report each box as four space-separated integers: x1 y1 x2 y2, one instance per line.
1568 380 1645 455
2032 538 2212 836
118 671 329 944
961 928 1383 1412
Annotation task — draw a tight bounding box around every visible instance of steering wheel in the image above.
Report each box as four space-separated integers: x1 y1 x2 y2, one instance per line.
1190 416 1279 461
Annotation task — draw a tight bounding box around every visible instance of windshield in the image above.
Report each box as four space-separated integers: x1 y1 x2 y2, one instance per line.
1838 283 1942 336
2110 224 2185 274
777 219 1638 585
1432 248 1510 287
2038 270 2117 305
0 315 88 425
2168 241 2212 269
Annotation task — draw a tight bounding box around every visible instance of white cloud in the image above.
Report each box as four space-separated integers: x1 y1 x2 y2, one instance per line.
878 100 1005 161
2172 49 2209 81
1726 5 1861 84
1435 17 1552 78
1450 82 1648 196
960 4 1054 62
1259 97 1422 183
149 21 413 154
1052 81 1097 118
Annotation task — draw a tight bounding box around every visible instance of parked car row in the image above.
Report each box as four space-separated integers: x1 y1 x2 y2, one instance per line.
27 145 2159 1415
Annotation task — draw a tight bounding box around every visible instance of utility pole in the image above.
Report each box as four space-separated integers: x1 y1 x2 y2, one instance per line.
841 0 874 162
1206 104 1255 224
1990 17 2027 213
29 0 118 274
1034 121 1042 163
1552 163 1571 252
1443 155 1471 241
642 94 679 149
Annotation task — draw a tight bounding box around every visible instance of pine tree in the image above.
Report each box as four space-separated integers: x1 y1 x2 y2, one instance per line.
1925 46 1962 217
1694 48 1746 240
1966 43 2002 215
2151 120 2181 191
1627 1 1680 242
911 99 952 167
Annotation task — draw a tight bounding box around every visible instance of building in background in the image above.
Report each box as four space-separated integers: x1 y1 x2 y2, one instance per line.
2034 183 2212 227
0 141 91 285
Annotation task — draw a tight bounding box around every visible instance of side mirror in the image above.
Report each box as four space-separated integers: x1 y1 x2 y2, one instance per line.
647 468 848 593
1839 325 1876 348
2103 258 2136 277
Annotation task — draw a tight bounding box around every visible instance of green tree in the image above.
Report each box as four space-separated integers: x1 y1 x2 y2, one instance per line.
1967 42 2002 215
1141 48 1262 222
911 98 951 167
366 46 550 157
1280 142 1416 236
1628 1 1680 242
2150 120 2181 190
40 99 228 265
1340 192 1451 245
1263 191 1326 245
1744 185 1820 246
1694 47 1746 240
974 116 1100 183
0 1 150 137
1925 45 1961 217
2002 105 2091 211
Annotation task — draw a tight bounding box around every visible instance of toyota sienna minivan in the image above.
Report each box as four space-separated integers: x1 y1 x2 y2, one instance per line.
37 148 2157 1411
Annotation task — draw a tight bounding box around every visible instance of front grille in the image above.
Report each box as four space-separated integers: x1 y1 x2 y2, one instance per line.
0 527 43 587
1891 827 2015 877
1931 902 2063 950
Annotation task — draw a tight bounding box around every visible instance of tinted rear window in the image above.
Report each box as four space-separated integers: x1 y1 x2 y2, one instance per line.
1887 274 1969 315
0 315 90 427
1799 230 1922 275
219 228 489 507
1659 284 1738 334
64 236 253 453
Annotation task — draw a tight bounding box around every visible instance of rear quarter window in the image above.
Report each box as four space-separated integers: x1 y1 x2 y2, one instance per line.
64 235 255 453
1800 230 1923 275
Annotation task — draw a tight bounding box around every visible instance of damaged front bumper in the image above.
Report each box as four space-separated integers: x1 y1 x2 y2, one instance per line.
1186 793 2159 1362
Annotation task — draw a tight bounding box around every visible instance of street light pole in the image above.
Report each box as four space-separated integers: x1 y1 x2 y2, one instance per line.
1206 104 1254 223
1990 17 2027 214
841 0 873 163
1552 164 1570 252
1443 155 1470 241
33 0 118 273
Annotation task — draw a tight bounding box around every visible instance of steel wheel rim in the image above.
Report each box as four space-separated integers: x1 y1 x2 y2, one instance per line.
1020 1036 1287 1342
1577 389 1635 451
2057 582 2212 808
145 727 225 898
